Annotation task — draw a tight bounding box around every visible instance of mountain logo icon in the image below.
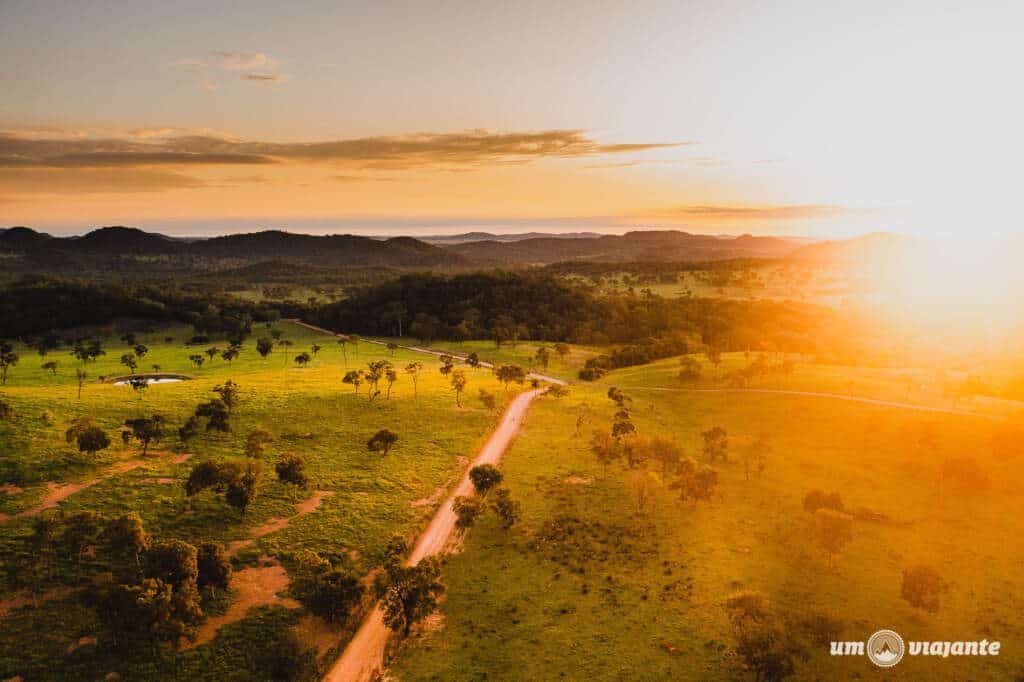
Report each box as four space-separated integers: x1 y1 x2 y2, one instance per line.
867 629 905 667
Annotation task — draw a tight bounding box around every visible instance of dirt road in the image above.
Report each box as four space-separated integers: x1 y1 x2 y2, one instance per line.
323 387 544 682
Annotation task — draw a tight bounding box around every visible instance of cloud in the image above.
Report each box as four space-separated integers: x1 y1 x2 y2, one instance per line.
176 51 287 88
648 204 846 221
0 129 684 170
242 73 288 84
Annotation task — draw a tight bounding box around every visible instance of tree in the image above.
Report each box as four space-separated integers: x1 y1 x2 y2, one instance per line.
702 426 729 463
452 496 485 530
494 364 526 390
439 354 455 376
450 369 468 406
386 342 399 356
42 360 59 376
205 346 221 362
490 488 521 529
225 461 261 517
744 435 771 480
195 398 230 432
75 367 87 399
553 343 570 363
466 352 481 368
404 362 422 397
590 430 620 473
385 367 398 399
469 464 503 494
256 337 275 360
178 415 201 443
648 435 683 477
213 380 240 411
66 417 111 457
244 429 274 458
678 355 702 383
221 347 239 364
705 346 723 375
189 354 205 369
276 454 309 487
145 539 200 590
478 388 497 414
310 343 322 359
725 591 797 682
120 353 138 374
802 490 844 514
197 542 232 595
127 376 148 399
815 508 853 567
292 550 365 623
368 429 398 456
151 364 161 373
672 457 718 505
534 346 550 369
363 360 390 401
381 556 445 637
343 370 363 395
102 512 149 570
336 336 349 364
123 415 165 455
294 352 312 367
257 630 317 682
132 344 149 359
900 564 944 613
0 350 19 384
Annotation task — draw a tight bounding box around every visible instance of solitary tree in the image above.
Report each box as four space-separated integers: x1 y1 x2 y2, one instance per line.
213 380 240 411
702 426 729 463
120 353 138 374
385 367 398 399
386 342 399 356
368 429 398 456
66 417 111 457
0 350 19 385
276 454 309 488
381 556 445 638
900 564 944 613
343 370 363 396
478 389 497 414
815 508 853 567
404 362 422 397
133 344 149 359
450 369 468 406
123 415 165 456
256 338 275 360
469 464 504 494
75 367 88 399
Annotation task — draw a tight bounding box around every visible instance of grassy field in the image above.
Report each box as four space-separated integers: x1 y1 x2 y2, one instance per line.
389 360 1024 680
0 321 515 680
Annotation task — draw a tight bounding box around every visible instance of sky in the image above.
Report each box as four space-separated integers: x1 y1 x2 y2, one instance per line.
1 0 1021 238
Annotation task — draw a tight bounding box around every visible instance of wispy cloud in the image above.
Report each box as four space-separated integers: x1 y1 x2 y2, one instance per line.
648 204 846 221
176 51 288 89
0 129 685 170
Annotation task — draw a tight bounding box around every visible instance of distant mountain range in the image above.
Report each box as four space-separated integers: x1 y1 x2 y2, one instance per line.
0 225 826 272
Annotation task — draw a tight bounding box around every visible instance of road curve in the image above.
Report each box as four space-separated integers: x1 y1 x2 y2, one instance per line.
324 387 544 682
285 319 568 386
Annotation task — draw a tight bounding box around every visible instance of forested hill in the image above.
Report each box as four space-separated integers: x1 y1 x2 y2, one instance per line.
0 226 466 270
313 271 858 357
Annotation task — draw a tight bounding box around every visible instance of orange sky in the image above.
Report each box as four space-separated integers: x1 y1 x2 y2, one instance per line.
1 1 1020 237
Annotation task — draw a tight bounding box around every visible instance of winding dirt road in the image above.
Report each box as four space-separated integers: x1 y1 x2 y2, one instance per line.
324 387 544 682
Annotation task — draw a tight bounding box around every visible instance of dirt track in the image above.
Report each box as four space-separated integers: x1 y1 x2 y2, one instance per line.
323 387 543 682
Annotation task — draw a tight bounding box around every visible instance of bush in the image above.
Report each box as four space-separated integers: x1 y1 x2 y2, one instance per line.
802 489 844 514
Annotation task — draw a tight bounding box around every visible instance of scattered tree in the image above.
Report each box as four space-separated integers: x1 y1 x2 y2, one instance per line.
213 380 240 411
244 429 274 458
490 487 521 529
452 496 485 530
65 417 111 457
368 429 398 456
343 370 363 395
294 352 312 368
702 426 729 463
75 367 87 399
404 362 422 397
900 564 944 613
494 364 526 390
42 360 59 376
815 508 853 567
123 415 165 455
450 369 468 406
197 542 232 595
381 556 445 638
256 337 275 360
276 454 309 487
469 463 503 494
120 353 138 374
671 457 718 505
478 388 497 414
